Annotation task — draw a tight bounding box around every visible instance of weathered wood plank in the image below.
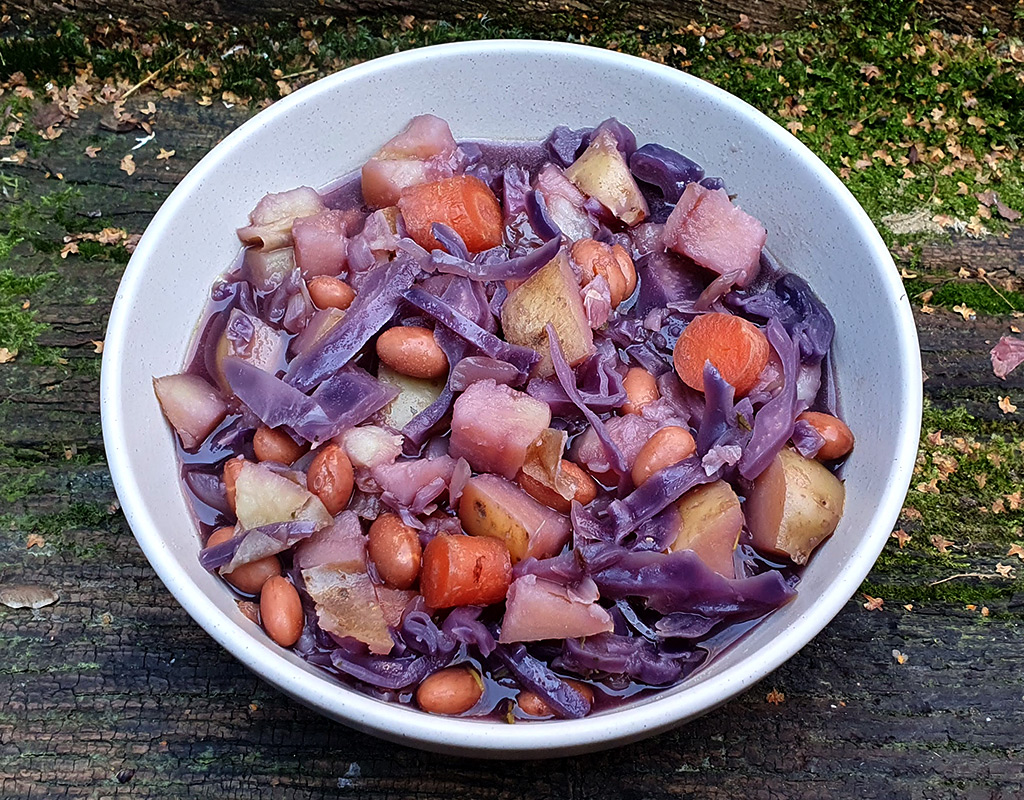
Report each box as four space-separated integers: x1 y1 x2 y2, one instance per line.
0 90 1021 799
15 0 1021 34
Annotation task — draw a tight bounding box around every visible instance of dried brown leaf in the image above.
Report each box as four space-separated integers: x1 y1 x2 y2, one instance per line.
862 594 884 611
0 347 17 364
119 153 136 176
85 145 101 158
999 395 1017 414
765 689 785 705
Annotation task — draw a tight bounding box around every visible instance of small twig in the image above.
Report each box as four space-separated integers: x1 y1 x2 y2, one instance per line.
978 271 1018 312
122 52 186 101
928 572 996 586
278 67 319 81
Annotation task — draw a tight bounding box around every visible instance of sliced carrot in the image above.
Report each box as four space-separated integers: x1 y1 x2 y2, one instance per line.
398 175 503 254
673 312 770 397
420 534 512 609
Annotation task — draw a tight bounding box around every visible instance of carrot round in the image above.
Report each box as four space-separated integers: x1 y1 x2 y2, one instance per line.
673 312 770 397
420 534 512 609
398 175 503 254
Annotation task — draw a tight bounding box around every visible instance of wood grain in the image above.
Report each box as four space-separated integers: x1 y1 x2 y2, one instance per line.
13 0 1018 33
0 95 1021 799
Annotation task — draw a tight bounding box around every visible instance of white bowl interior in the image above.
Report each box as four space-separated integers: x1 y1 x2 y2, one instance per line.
101 40 921 757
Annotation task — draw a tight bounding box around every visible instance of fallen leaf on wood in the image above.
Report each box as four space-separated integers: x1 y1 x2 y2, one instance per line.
995 563 1015 578
952 303 976 321
1007 544 1024 560
998 396 1017 414
60 242 78 259
0 347 16 363
0 149 27 165
156 148 175 160
862 594 884 611
765 689 785 705
119 154 136 176
892 649 908 665
0 584 59 609
91 340 104 354
26 534 45 549
903 604 914 612
891 529 911 548
85 145 101 158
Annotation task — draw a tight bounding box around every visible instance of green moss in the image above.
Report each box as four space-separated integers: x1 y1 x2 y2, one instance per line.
903 278 1024 314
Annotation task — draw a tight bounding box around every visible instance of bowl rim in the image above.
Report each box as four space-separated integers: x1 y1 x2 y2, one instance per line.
100 38 923 756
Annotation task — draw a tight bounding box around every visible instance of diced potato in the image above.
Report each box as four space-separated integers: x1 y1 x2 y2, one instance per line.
500 251 594 378
376 364 445 430
234 461 333 531
534 164 596 241
669 480 743 578
564 129 648 226
745 448 845 565
459 474 571 563
289 307 345 358
236 186 326 250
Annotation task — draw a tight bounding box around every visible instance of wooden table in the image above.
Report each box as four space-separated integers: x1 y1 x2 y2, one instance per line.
1 87 1022 799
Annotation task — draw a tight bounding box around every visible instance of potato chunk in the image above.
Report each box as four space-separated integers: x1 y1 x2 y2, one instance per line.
745 448 845 565
564 129 648 226
376 364 444 431
500 251 594 378
459 474 571 563
669 480 743 578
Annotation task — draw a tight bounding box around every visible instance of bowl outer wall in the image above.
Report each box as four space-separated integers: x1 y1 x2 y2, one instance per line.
100 39 922 757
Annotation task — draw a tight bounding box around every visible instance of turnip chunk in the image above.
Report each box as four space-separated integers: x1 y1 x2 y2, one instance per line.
662 183 767 288
289 308 345 358
376 365 444 431
293 210 349 279
233 460 333 531
499 574 613 643
237 186 326 250
214 308 287 387
152 373 227 451
340 425 403 471
565 129 649 226
450 380 551 479
294 511 366 571
745 448 845 565
501 252 594 379
244 246 295 292
534 164 596 241
302 564 394 655
459 474 571 562
668 480 743 578
361 115 463 208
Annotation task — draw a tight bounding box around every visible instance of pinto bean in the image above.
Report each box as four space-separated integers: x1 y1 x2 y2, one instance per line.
207 526 282 595
415 667 483 715
259 576 303 647
621 367 660 415
306 443 355 515
253 426 307 465
571 238 627 306
518 680 595 717
368 513 423 589
611 244 637 299
307 276 356 310
376 326 449 380
222 456 246 514
631 426 697 486
797 411 855 461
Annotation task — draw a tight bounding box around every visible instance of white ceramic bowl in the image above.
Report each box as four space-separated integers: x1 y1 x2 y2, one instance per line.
101 40 921 757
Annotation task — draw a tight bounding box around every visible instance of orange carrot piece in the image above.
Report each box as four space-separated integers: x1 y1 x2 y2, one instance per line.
398 176 503 254
420 534 512 609
673 312 770 397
